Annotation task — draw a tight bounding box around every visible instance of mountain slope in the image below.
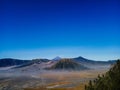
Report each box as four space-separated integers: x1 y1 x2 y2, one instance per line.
14 59 50 68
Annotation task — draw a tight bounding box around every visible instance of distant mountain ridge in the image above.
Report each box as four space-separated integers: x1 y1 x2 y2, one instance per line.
0 57 116 69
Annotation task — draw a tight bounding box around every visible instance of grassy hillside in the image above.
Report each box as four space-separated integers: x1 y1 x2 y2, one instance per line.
85 59 120 90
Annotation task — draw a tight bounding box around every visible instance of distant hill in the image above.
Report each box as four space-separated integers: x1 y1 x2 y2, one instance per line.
0 58 30 67
73 56 116 65
52 56 62 61
49 59 88 70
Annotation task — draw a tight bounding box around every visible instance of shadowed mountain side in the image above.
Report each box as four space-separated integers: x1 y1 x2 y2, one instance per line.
47 59 88 71
0 58 30 67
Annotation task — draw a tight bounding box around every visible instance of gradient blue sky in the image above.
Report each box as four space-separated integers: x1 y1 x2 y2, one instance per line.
0 0 120 60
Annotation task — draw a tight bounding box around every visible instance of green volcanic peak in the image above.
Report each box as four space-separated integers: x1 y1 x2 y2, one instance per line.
50 59 88 70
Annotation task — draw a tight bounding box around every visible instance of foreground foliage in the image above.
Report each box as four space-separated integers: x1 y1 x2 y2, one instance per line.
85 59 120 90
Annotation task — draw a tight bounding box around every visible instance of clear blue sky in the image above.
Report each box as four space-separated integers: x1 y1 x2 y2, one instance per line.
0 0 120 60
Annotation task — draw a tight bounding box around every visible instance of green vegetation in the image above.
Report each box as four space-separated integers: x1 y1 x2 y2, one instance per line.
85 59 120 90
49 59 88 70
